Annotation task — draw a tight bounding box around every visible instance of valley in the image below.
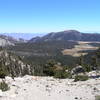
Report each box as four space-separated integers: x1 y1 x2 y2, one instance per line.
0 0 100 99
0 30 100 100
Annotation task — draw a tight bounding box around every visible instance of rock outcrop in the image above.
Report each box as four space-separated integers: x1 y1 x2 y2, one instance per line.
71 65 85 75
0 49 32 77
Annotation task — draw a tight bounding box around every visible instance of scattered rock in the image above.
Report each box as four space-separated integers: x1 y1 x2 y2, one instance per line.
75 97 78 99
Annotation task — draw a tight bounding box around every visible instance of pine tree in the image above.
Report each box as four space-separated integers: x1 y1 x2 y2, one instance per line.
78 55 84 66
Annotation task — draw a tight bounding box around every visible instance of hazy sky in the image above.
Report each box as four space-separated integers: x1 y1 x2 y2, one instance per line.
0 0 100 33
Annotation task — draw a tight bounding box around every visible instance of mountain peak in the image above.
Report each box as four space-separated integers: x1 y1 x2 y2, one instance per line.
63 30 80 33
29 30 100 43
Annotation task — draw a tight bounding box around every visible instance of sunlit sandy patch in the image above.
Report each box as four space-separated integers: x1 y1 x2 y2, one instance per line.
62 41 99 57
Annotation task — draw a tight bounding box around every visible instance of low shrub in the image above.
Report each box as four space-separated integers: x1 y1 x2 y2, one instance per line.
0 81 10 91
95 95 100 100
54 71 71 79
0 70 8 79
74 75 89 82
83 64 92 72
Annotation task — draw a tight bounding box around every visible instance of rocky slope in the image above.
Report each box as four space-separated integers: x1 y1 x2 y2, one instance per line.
0 35 18 46
0 49 32 77
0 34 27 47
0 74 100 100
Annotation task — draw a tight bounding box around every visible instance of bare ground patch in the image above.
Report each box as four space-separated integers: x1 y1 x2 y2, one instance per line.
62 41 99 57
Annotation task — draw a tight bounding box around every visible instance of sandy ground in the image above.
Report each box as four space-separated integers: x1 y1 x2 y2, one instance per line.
62 41 99 57
0 75 100 100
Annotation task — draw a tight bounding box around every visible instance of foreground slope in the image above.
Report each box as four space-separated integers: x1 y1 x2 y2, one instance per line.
0 75 100 100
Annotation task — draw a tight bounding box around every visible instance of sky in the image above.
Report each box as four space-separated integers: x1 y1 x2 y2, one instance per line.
0 0 100 33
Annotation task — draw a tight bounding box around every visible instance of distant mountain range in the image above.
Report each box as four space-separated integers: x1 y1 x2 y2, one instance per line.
0 32 48 47
29 30 100 42
0 33 47 40
1 30 100 47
